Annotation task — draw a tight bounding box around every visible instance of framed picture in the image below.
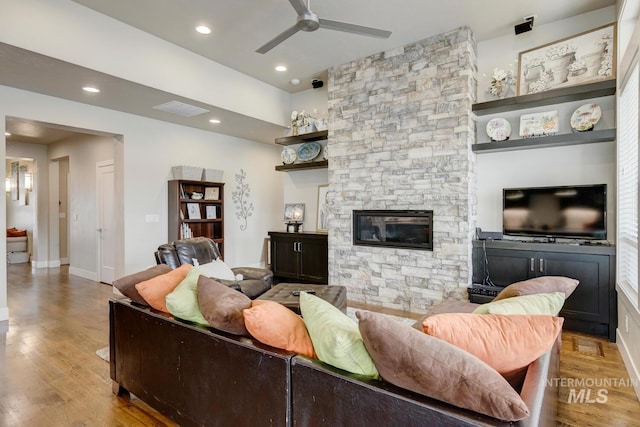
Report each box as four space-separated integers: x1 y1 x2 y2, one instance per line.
186 203 201 219
519 110 559 138
316 184 329 233
517 23 616 95
205 205 217 219
284 203 305 222
204 187 219 200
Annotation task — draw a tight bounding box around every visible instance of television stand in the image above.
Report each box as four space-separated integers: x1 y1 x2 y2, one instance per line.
471 239 617 341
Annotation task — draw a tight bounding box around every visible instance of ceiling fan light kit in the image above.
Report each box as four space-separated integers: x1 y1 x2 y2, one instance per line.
256 0 391 54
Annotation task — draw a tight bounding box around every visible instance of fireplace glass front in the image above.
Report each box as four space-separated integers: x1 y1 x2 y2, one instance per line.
353 210 433 251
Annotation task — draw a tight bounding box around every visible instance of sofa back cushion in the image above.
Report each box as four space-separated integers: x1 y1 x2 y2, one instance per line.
156 237 222 268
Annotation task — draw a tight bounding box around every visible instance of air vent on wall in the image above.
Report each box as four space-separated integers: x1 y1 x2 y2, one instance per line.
152 100 210 117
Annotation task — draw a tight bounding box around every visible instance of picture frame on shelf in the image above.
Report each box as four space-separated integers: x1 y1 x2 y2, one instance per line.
186 203 201 219
204 187 219 200
517 23 616 96
316 184 329 233
519 110 559 138
206 205 217 219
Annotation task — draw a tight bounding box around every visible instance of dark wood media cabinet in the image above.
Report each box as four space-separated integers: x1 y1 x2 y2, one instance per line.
269 231 328 284
472 240 617 341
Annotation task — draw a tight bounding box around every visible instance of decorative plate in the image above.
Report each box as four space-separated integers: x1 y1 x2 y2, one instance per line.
297 142 321 162
571 103 601 132
281 147 296 165
485 118 511 141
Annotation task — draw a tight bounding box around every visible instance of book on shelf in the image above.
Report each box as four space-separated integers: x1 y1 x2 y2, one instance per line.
180 184 185 199
181 223 193 239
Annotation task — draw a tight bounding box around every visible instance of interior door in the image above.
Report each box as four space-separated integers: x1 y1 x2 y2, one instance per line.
97 161 115 284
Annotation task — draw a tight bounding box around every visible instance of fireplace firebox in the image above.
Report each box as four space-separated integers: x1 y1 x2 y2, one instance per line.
353 210 433 251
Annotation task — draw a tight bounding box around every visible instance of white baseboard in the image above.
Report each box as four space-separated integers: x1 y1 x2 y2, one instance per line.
31 260 61 268
68 266 98 282
617 328 640 400
0 306 8 322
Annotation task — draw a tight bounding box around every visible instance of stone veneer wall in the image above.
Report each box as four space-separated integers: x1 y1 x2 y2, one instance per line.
327 27 477 313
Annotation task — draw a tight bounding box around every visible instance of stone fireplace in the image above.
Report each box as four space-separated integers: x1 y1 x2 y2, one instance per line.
326 27 477 313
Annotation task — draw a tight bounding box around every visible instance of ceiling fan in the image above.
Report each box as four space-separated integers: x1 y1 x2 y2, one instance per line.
256 0 392 54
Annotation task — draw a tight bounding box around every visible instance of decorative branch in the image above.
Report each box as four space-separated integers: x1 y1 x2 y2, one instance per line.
232 169 254 231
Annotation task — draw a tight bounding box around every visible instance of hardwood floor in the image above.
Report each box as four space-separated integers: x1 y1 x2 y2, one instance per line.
1 263 639 426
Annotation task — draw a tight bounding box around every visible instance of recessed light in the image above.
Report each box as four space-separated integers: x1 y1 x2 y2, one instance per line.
4 132 11 136
83 86 100 93
275 65 287 72
209 119 221 124
290 78 300 86
195 25 211 34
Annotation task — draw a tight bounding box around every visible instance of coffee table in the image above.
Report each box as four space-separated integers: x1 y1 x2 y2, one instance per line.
257 283 347 315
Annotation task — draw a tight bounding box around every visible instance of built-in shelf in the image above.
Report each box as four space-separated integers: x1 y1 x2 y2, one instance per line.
472 128 616 153
275 160 328 172
472 79 616 116
275 130 328 146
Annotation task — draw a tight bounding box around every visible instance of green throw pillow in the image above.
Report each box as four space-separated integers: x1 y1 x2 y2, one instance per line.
473 292 565 316
300 292 378 379
165 267 208 325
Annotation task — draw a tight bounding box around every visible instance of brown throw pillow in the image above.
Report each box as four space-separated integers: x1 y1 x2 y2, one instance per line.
197 276 252 335
357 310 530 422
494 276 579 301
112 264 172 305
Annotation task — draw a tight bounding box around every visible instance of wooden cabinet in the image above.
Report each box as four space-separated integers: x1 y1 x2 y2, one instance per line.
168 180 224 257
274 130 328 172
472 240 617 340
268 232 328 284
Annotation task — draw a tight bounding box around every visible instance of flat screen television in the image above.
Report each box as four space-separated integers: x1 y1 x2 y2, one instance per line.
503 184 607 240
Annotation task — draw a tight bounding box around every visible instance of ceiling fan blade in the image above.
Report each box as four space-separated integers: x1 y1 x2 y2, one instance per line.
256 24 301 54
288 0 310 16
319 18 391 39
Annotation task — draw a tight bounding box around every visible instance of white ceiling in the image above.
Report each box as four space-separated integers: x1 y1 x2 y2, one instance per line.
3 0 615 144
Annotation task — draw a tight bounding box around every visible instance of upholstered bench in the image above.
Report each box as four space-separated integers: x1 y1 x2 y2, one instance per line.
257 283 347 314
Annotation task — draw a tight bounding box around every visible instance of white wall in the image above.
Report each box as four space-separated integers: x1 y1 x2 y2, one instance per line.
0 85 285 321
477 6 616 103
475 7 617 242
48 134 114 278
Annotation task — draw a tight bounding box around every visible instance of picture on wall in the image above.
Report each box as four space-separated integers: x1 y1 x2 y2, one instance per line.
517 23 616 95
316 184 329 233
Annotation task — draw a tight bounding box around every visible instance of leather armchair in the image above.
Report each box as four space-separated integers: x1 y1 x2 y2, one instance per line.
155 237 273 299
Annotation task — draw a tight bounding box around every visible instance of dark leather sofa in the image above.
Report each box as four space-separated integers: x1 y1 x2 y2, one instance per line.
155 237 273 298
109 296 559 427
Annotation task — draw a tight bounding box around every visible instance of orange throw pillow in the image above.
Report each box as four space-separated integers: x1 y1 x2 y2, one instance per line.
243 300 316 358
135 264 191 312
422 313 563 376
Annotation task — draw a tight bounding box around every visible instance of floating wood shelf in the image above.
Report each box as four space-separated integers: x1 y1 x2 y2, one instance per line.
275 130 328 146
275 160 328 172
472 80 616 116
472 129 616 153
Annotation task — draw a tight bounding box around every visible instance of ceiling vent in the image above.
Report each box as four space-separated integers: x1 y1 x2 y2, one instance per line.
152 100 210 117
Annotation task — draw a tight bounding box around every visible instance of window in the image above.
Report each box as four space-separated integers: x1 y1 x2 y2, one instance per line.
617 62 639 297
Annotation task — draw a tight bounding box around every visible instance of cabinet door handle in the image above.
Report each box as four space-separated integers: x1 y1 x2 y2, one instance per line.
530 258 535 272
539 258 544 272
298 242 303 252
